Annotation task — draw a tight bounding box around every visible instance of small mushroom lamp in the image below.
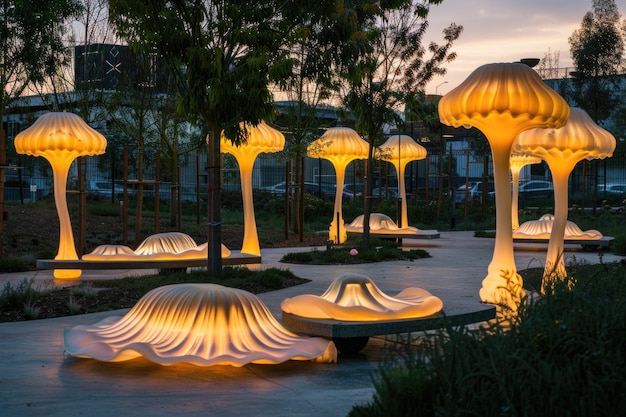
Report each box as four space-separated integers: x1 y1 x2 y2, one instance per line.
377 135 427 227
64 284 337 366
509 153 542 230
307 127 369 243
438 62 569 309
281 273 443 321
14 112 107 280
221 121 285 256
513 108 615 291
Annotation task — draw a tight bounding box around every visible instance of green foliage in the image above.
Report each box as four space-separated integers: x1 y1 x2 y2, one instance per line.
350 262 626 416
0 279 39 310
0 258 30 273
567 0 625 122
281 240 430 264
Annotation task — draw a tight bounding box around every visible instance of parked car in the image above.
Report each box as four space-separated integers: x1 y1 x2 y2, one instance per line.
458 181 494 203
598 183 626 197
371 187 400 199
87 180 125 198
342 183 364 199
517 180 554 200
267 181 335 198
454 181 479 204
488 180 554 201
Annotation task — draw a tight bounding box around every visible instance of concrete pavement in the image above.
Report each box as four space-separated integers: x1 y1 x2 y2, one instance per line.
0 231 621 417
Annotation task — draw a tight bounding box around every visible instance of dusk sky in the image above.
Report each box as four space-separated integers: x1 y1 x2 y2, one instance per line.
424 0 601 95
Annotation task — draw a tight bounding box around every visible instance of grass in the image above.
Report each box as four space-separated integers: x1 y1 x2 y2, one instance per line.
281 238 431 265
348 261 626 417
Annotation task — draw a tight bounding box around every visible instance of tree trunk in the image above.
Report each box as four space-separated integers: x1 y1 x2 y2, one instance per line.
207 124 223 273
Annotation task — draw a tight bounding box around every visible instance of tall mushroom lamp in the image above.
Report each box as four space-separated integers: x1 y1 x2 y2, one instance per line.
513 108 615 292
378 135 427 228
438 63 569 310
221 121 285 256
307 127 369 244
509 153 542 230
14 112 107 279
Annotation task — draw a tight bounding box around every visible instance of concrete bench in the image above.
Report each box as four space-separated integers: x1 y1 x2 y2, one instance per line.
36 252 261 270
283 302 496 353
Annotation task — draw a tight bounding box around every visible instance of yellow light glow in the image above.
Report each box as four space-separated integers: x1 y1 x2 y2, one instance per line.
14 112 107 280
64 284 337 366
221 121 285 256
345 213 420 235
438 62 569 309
514 108 615 288
513 214 602 240
82 232 231 260
377 135 427 228
509 153 542 229
307 127 369 243
281 273 443 321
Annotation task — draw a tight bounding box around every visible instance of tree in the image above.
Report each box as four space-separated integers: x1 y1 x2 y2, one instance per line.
0 0 83 257
109 0 338 272
338 0 462 248
568 0 625 212
568 0 625 123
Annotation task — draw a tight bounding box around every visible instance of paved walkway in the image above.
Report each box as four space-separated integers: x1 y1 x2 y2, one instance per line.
0 231 621 417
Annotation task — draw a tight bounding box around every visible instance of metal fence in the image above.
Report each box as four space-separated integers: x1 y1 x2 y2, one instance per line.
8 147 626 222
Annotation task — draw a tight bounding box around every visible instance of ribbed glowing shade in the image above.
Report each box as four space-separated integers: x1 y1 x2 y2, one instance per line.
513 214 602 240
308 127 369 243
221 121 285 256
377 135 426 227
509 153 542 230
281 273 443 321
438 62 569 310
513 108 615 290
14 112 107 280
64 284 337 366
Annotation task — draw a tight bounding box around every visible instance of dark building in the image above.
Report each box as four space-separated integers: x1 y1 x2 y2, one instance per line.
74 44 168 93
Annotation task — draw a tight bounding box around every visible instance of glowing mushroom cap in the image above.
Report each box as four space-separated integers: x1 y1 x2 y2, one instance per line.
220 120 285 154
14 112 107 157
513 107 616 161
438 62 570 137
510 152 542 169
307 127 369 161
377 135 427 163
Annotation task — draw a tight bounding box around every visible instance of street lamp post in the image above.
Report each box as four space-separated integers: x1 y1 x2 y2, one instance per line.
435 81 448 95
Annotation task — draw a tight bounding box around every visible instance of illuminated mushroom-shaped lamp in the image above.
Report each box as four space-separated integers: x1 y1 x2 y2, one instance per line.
14 112 107 280
221 121 285 256
513 108 615 290
307 127 369 244
377 135 427 228
438 63 569 309
64 284 337 366
509 153 542 230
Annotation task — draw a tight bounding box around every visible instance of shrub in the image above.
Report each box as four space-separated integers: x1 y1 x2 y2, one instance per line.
350 262 626 416
0 258 30 273
0 278 39 310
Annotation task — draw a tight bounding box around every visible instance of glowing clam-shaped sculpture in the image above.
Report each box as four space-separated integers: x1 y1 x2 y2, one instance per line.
221 121 285 256
345 213 419 234
281 274 443 321
82 232 231 260
308 127 369 244
438 62 569 310
14 112 107 280
64 284 337 366
513 214 602 240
